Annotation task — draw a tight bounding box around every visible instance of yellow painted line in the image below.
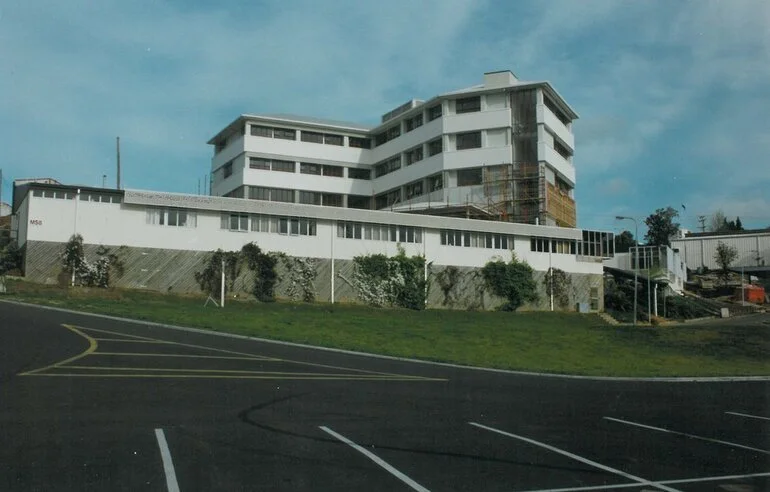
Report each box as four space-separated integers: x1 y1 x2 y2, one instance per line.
93 338 173 343
22 373 447 381
75 326 158 341
92 352 281 361
70 325 282 362
60 365 434 378
19 324 99 376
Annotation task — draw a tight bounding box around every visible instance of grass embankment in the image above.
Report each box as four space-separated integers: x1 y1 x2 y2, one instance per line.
3 280 769 377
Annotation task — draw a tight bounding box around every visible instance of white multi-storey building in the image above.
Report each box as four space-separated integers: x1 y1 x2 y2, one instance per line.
208 70 578 227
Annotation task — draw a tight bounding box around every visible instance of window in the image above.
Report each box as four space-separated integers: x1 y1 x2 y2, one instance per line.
531 237 576 255
250 125 272 137
273 128 296 140
271 160 295 172
251 214 316 236
375 156 401 178
456 131 481 150
347 195 371 209
299 191 321 205
271 188 294 203
405 114 423 131
375 188 401 209
249 157 270 170
428 173 443 192
348 136 371 149
33 189 43 197
300 163 322 175
223 162 233 178
215 141 226 153
553 139 573 160
278 218 289 235
324 134 344 146
374 125 401 147
457 168 483 186
348 168 371 180
322 165 343 177
301 131 324 144
323 193 343 207
456 96 481 114
250 187 270 201
337 222 363 239
405 181 423 199
544 96 570 126
427 104 442 121
405 146 423 165
428 138 443 156
229 213 249 232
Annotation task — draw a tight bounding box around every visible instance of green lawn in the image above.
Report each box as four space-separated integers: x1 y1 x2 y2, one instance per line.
3 280 769 377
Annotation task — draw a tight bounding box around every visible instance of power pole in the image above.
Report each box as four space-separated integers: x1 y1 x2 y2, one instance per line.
697 215 706 233
116 137 121 190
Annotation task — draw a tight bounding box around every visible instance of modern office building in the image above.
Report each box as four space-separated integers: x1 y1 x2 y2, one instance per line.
208 70 578 227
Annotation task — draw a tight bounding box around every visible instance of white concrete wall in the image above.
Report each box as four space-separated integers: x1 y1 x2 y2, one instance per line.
22 193 606 275
16 195 30 247
539 142 576 186
538 104 574 150
672 233 770 271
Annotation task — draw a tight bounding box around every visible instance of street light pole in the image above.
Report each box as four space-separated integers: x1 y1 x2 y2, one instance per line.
616 216 638 326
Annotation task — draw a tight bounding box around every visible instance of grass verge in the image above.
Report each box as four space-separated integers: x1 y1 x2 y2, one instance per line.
3 280 769 377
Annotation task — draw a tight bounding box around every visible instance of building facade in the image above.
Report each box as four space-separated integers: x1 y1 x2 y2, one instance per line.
208 71 578 227
13 182 613 310
672 230 770 275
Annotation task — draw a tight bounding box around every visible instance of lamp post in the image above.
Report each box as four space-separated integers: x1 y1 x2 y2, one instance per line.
616 216 638 326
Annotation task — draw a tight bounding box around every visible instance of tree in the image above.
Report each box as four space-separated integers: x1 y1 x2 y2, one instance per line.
614 230 636 253
714 241 738 285
709 210 727 232
735 217 743 231
644 207 680 247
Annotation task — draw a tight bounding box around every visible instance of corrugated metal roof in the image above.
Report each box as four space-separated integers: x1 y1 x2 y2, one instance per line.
248 113 374 132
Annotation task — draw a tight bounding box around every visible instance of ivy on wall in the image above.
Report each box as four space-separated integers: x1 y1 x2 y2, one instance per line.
351 247 429 310
60 234 124 288
435 266 460 307
194 249 241 297
275 253 317 303
481 253 538 311
544 268 572 309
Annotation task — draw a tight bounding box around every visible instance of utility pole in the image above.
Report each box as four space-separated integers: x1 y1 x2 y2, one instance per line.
116 137 121 190
0 168 3 211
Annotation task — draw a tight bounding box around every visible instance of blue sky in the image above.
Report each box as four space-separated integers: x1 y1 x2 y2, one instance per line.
2 0 769 236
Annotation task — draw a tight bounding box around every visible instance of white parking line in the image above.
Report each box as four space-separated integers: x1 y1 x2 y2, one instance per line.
726 411 770 422
319 426 430 492
517 471 770 491
469 422 681 492
604 417 770 455
155 428 181 492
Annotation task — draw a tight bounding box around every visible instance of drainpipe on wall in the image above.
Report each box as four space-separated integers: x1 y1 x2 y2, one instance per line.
330 222 335 304
72 188 80 287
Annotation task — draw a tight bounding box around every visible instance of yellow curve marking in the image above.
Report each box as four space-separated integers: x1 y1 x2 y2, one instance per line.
22 373 445 381
93 352 272 361
19 324 98 375
19 324 445 382
57 365 432 378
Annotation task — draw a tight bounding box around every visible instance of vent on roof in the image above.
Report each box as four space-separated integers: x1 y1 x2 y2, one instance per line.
381 99 424 123
484 70 518 88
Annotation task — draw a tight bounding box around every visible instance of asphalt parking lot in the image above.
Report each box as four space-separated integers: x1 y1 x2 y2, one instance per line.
1 301 768 491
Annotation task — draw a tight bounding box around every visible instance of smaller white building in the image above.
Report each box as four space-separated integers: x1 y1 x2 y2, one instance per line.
604 245 687 294
672 230 770 274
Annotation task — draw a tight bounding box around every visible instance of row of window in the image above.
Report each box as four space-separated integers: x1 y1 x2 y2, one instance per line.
440 229 514 250
249 125 373 149
146 208 197 228
373 103 442 148
32 189 122 203
337 222 422 243
222 213 318 236
529 231 615 258
372 137 442 179
242 158 372 180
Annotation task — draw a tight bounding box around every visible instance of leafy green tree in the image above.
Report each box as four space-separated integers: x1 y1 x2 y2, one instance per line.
735 216 743 231
481 254 538 311
614 230 636 253
644 207 680 246
714 241 738 285
0 242 22 275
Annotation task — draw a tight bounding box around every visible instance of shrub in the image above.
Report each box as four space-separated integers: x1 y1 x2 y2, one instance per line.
241 243 277 302
352 247 428 310
481 253 538 311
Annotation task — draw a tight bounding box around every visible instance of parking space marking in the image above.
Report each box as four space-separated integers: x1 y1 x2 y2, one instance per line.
19 324 445 381
469 422 681 492
726 411 770 422
604 417 770 455
518 471 770 492
155 428 180 492
19 324 98 375
319 426 431 492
